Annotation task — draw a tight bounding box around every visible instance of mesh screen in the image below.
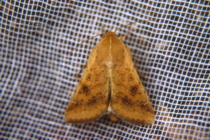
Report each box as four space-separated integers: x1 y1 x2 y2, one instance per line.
1 0 209 139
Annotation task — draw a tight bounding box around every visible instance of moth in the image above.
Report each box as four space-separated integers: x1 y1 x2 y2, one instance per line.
65 31 155 125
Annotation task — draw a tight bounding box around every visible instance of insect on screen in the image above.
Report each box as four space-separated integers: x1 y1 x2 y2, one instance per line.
1 1 209 139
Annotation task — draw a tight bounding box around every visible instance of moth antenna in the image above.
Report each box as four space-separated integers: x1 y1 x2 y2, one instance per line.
70 22 135 55
114 22 135 40
69 33 103 55
80 34 103 44
114 22 135 33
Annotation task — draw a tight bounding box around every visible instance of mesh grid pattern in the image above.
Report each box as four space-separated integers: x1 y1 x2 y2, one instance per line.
1 0 209 139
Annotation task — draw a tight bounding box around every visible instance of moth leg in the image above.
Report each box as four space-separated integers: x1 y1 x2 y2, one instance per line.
120 35 127 41
120 22 135 41
137 70 147 80
101 25 106 37
120 29 130 41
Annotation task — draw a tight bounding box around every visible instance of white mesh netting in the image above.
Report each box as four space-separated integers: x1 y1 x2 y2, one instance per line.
1 0 209 139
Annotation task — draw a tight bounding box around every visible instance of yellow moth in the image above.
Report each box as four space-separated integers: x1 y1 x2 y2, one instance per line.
65 31 155 125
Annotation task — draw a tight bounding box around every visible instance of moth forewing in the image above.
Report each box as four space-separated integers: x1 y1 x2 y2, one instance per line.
65 31 155 125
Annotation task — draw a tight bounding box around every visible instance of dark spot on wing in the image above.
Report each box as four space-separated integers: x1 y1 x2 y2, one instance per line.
122 96 133 106
139 103 146 108
139 102 154 114
96 92 102 96
86 74 91 80
128 74 134 81
146 105 154 114
66 101 82 111
130 85 138 96
116 92 122 98
82 85 89 95
87 96 97 106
